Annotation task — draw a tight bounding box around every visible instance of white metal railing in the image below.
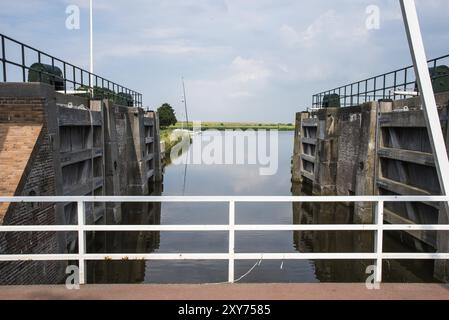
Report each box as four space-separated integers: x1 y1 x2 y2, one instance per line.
1 195 449 285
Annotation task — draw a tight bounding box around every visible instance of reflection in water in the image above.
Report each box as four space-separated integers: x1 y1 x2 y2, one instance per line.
292 183 438 283
87 131 438 283
292 183 374 282
86 185 162 284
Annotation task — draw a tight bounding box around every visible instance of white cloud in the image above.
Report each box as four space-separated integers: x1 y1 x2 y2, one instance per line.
62 0 113 11
230 56 271 83
188 56 272 99
301 10 337 43
229 91 252 98
279 9 369 48
143 27 185 39
184 56 275 120
95 41 230 58
279 24 300 47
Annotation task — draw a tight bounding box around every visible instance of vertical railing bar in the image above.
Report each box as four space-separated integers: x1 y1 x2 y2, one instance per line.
1 35 6 82
21 44 26 82
72 65 76 92
63 62 67 94
228 200 235 283
393 71 397 100
374 200 384 283
357 82 360 105
338 88 341 99
38 51 42 83
51 57 55 90
433 59 437 80
350 84 353 106
365 80 368 103
404 68 408 92
77 201 86 285
373 78 377 100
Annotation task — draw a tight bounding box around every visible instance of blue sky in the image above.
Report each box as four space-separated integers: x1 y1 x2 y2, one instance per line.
1 0 449 122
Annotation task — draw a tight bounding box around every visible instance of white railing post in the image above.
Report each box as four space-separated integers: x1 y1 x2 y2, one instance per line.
77 201 86 285
228 200 235 283
374 200 384 283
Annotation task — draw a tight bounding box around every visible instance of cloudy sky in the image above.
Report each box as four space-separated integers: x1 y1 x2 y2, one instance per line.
1 0 448 122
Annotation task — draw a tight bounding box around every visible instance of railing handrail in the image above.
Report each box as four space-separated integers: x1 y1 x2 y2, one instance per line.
312 53 449 108
0 195 449 203
0 33 143 107
0 195 448 285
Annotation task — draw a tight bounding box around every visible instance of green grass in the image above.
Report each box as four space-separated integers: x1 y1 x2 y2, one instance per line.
160 129 180 153
160 128 192 165
167 122 294 131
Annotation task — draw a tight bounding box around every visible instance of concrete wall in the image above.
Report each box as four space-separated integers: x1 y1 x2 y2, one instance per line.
293 102 377 201
0 83 162 285
292 93 449 281
376 97 449 281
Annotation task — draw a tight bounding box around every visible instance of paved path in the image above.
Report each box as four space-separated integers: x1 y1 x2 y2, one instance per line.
1 283 449 300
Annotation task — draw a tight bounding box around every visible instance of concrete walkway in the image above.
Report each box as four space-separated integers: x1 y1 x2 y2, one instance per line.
0 283 449 300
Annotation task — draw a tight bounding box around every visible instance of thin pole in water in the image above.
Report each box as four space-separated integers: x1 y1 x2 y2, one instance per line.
182 77 190 130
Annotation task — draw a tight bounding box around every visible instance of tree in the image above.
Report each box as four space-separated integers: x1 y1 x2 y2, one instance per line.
157 103 177 127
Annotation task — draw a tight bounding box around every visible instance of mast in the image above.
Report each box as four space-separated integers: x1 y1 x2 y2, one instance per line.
182 77 190 130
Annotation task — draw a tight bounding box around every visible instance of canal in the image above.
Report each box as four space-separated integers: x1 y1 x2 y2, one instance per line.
88 131 438 284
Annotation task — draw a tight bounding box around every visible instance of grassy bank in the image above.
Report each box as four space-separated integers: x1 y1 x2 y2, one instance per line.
160 128 191 165
168 122 295 131
160 129 180 155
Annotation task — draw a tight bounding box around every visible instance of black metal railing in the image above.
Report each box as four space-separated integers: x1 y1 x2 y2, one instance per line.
312 53 449 109
0 33 142 107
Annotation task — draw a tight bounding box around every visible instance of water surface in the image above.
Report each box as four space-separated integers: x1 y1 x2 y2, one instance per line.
89 131 438 284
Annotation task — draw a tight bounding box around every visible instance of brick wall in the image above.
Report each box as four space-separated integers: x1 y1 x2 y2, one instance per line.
0 97 46 123
0 124 42 221
0 96 66 285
